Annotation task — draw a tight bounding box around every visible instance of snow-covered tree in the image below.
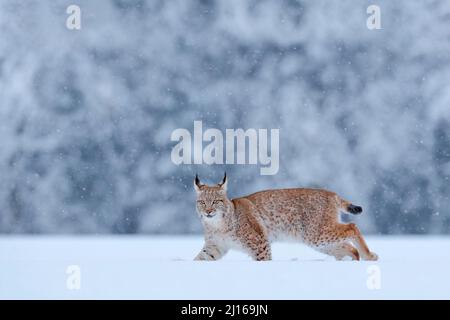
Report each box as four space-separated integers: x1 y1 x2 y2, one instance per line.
0 0 449 234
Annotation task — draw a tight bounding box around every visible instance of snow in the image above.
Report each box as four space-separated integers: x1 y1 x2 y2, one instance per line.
1 236 449 299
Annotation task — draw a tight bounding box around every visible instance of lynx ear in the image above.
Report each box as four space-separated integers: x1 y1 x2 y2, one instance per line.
194 174 202 192
219 172 227 191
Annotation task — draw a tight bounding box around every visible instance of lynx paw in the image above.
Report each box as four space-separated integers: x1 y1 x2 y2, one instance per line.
365 252 378 261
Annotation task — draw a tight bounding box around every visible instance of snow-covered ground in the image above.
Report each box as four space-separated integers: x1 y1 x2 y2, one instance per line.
0 236 449 299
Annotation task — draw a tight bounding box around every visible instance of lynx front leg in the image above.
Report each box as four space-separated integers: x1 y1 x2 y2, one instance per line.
194 242 228 261
242 235 272 261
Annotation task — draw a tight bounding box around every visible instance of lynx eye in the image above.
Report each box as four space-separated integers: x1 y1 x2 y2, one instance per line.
197 200 205 205
213 200 223 205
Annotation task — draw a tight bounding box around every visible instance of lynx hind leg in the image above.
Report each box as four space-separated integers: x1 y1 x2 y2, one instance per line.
319 243 360 261
337 223 378 261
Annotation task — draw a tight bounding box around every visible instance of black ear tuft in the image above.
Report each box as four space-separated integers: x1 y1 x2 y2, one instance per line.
220 172 227 185
194 174 202 190
218 172 228 190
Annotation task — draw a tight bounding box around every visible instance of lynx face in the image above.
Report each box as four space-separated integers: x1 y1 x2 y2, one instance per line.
194 174 230 219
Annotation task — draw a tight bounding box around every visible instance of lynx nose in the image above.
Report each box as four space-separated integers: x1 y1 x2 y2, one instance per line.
205 208 213 214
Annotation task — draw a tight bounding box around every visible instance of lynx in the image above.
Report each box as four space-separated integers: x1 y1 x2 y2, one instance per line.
194 173 378 261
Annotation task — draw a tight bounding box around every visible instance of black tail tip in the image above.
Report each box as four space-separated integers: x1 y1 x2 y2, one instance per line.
348 204 363 214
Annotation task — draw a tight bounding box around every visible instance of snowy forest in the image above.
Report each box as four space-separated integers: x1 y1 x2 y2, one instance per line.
0 0 449 235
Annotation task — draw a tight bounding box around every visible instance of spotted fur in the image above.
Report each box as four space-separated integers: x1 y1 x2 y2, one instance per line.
194 174 378 261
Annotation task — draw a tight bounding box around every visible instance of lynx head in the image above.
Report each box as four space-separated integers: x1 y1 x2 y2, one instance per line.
194 173 231 220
